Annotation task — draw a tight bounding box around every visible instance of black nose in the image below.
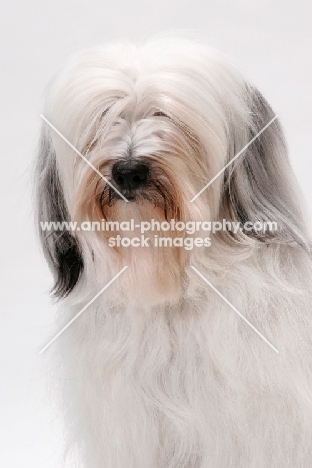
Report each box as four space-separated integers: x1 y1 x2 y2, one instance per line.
112 161 149 191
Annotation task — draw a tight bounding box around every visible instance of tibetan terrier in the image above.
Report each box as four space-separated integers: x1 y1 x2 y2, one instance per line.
36 38 312 467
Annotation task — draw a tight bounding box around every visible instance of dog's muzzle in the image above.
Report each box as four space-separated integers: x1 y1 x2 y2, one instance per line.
99 159 178 220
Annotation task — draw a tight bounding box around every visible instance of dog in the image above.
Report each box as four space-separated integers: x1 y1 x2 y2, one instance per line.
36 37 312 467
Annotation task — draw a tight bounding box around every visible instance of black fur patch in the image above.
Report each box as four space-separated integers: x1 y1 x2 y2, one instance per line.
36 128 84 297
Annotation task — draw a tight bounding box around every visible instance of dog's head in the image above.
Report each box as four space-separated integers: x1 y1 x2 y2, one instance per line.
36 38 308 305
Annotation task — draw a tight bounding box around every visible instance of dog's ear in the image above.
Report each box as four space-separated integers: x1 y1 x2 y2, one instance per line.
36 126 84 297
220 87 309 249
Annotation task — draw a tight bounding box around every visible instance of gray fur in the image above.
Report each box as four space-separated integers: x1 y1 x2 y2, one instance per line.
221 87 309 250
36 126 83 297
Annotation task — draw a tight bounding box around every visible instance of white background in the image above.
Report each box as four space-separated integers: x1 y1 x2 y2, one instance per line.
0 0 311 466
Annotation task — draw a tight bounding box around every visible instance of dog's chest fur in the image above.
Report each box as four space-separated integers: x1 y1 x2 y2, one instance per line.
57 247 312 468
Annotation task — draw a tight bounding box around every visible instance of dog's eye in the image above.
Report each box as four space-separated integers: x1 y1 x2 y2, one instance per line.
101 108 110 118
153 111 168 118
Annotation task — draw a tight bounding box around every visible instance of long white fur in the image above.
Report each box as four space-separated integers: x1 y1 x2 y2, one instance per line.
37 38 312 467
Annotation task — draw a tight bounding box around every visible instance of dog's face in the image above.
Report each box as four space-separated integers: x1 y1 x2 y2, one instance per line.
36 39 307 305
76 108 204 225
